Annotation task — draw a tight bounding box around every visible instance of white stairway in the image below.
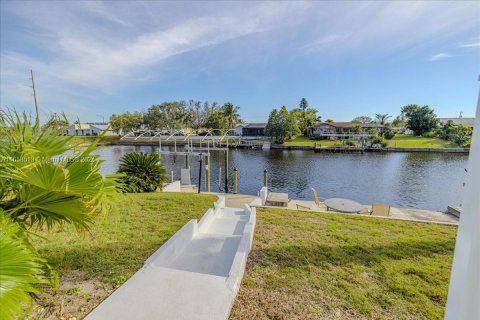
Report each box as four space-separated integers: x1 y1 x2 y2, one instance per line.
86 198 256 320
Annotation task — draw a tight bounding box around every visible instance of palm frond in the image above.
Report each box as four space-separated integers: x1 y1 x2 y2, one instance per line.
0 212 57 320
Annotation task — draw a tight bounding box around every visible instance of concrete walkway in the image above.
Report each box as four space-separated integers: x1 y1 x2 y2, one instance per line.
222 193 458 225
87 198 255 320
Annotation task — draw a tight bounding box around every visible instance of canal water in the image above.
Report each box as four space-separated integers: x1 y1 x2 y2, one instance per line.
94 145 468 211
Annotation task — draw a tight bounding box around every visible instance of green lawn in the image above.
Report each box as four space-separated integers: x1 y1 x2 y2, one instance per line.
285 136 339 147
389 134 459 148
31 192 217 318
230 208 457 320
285 134 461 149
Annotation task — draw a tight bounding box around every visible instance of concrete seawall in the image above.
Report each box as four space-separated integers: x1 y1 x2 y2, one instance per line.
111 140 469 153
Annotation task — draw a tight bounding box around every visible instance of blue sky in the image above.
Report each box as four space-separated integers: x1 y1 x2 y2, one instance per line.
1 1 479 123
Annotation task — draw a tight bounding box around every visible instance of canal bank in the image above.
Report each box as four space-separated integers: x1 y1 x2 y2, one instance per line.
111 140 470 153
220 193 458 225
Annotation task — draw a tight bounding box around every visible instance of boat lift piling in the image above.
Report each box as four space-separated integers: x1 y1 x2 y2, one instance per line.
155 130 236 194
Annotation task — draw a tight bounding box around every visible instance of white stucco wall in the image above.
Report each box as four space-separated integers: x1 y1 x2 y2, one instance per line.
163 181 181 192
445 81 480 319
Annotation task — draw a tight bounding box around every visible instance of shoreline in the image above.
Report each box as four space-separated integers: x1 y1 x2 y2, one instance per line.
109 140 469 153
215 193 459 225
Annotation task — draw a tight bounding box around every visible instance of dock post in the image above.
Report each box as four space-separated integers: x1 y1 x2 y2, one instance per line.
198 153 203 194
233 168 238 194
205 154 210 192
224 149 229 193
263 169 268 187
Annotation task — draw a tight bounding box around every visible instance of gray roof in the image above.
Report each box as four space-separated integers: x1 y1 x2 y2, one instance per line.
67 123 91 130
91 124 112 131
439 118 475 127
315 122 385 129
244 123 266 128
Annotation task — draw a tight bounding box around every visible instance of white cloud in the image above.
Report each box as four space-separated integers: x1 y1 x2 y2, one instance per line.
298 35 340 52
1 1 478 118
460 42 480 48
429 53 451 61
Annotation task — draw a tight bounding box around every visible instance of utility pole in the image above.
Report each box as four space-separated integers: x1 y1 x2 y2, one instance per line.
30 70 40 126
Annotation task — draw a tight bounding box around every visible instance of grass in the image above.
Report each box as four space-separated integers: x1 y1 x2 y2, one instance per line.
285 136 339 147
30 192 216 318
284 134 461 149
230 208 457 320
35 192 216 283
389 134 459 148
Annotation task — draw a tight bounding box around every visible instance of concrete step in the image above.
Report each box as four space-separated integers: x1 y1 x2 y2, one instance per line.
166 233 241 277
205 217 247 236
86 266 231 320
218 208 248 220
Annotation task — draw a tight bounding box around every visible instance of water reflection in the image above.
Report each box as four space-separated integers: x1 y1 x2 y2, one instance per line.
93 146 467 211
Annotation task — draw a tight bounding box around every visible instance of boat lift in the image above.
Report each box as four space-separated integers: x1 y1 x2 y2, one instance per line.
147 129 237 194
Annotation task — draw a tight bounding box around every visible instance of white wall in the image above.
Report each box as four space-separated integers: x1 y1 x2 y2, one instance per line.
445 81 480 319
163 181 181 192
233 126 244 136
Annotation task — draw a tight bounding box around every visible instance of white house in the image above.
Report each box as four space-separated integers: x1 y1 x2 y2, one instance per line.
65 123 115 136
439 117 475 128
233 123 246 136
309 122 387 138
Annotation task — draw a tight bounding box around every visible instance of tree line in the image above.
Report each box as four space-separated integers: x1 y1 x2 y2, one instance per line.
109 100 241 134
109 99 472 147
265 98 320 143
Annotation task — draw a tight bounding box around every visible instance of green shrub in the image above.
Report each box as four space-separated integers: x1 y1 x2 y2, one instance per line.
345 140 356 146
451 134 469 147
117 152 168 193
371 136 388 147
383 130 396 140
422 131 437 138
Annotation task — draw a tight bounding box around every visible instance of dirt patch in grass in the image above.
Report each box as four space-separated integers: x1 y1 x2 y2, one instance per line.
28 271 115 320
230 208 457 320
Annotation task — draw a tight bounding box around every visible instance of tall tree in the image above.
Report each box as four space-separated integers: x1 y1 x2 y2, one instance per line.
221 102 241 129
110 112 143 134
299 98 308 112
352 116 373 124
401 104 438 136
143 101 190 130
375 113 392 125
265 106 299 143
296 98 318 135
391 115 405 128
204 110 226 130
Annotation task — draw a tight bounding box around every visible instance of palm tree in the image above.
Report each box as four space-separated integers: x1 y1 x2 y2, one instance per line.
375 113 392 125
221 102 241 129
117 152 168 193
0 108 120 319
